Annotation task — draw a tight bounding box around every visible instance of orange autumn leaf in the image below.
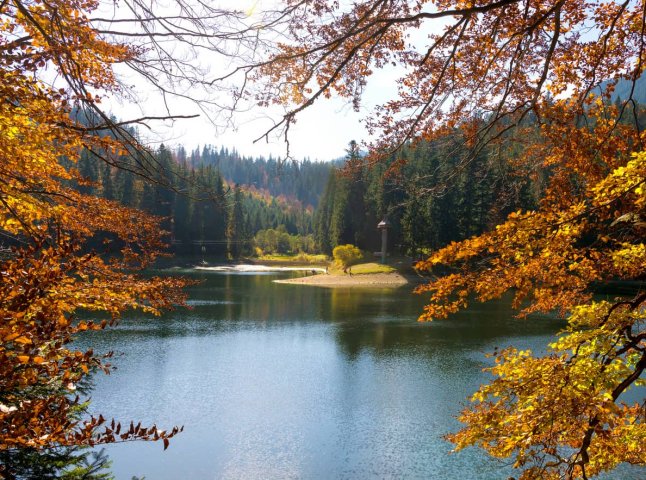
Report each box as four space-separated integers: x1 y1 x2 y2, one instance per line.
250 1 646 478
0 0 189 457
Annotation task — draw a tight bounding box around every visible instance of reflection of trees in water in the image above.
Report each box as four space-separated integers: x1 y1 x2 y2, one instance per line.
191 274 334 325
331 292 563 363
224 274 236 321
238 279 324 324
88 274 562 365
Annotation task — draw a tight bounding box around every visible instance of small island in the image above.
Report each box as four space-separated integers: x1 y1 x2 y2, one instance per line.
274 263 411 288
275 269 409 288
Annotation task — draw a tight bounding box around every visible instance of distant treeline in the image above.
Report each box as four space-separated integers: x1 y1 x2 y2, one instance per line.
75 136 333 257
177 145 333 208
72 97 645 259
314 100 646 257
313 137 540 256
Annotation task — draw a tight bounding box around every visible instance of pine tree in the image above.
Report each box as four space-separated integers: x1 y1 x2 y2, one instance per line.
226 185 246 259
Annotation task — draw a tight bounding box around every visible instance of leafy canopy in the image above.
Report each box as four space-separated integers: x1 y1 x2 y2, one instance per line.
0 0 200 462
249 0 646 478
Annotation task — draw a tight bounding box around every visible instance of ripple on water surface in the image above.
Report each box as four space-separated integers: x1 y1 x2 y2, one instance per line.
75 271 644 480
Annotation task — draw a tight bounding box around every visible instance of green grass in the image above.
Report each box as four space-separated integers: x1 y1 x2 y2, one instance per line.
255 255 400 273
257 253 329 264
331 262 397 275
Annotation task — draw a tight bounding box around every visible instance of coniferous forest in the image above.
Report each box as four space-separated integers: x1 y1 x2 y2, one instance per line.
78 94 646 262
74 137 333 258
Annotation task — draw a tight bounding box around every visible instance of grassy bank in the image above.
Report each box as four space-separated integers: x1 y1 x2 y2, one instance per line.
252 254 418 278
254 253 329 265
328 262 396 275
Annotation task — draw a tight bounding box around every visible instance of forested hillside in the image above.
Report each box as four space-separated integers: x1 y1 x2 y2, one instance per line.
315 102 646 257
315 137 539 256
75 98 646 261
76 136 332 257
179 145 332 208
605 74 646 104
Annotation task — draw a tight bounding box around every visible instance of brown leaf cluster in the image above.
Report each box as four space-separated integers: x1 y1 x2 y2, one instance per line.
1 0 189 458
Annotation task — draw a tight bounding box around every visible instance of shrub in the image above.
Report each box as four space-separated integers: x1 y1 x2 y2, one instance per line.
332 244 363 272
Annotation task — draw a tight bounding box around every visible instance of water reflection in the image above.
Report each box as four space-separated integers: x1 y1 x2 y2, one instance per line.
74 270 643 480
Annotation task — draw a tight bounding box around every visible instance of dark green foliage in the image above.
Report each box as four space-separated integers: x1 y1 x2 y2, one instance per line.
171 160 192 246
72 123 545 261
226 185 248 259
314 135 542 257
200 166 228 249
77 150 99 196
100 163 114 201
190 146 332 209
0 447 112 480
75 139 329 257
314 142 376 254
313 172 337 254
67 108 331 258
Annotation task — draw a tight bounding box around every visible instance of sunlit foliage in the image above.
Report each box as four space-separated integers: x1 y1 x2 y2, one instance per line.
332 244 364 272
251 1 646 477
0 0 187 467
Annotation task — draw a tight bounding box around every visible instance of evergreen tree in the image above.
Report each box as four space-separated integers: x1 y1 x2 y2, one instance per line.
77 150 99 195
226 185 246 259
202 166 228 254
100 162 114 201
172 160 192 246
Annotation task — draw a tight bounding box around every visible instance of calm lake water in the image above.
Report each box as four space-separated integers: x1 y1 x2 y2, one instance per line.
75 268 644 479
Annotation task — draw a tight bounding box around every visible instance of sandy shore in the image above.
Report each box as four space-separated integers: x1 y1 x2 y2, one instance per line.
274 272 410 288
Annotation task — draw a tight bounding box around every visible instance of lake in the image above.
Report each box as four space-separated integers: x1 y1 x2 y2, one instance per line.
75 268 644 479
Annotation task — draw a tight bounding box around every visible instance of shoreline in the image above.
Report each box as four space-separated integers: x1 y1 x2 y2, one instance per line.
274 271 411 288
195 264 326 273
